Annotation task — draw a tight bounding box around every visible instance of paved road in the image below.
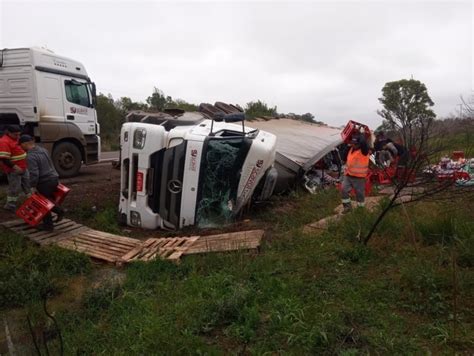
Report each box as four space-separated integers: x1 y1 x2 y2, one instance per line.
101 151 119 162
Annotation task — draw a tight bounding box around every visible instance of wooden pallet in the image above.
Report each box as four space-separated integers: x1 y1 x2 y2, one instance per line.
0 218 90 245
183 230 264 255
121 236 200 263
1 219 264 264
58 230 142 263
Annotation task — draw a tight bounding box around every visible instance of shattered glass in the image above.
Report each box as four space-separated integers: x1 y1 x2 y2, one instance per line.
196 138 250 227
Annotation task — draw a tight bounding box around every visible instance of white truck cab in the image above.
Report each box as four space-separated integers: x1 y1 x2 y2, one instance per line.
119 111 277 230
0 47 100 177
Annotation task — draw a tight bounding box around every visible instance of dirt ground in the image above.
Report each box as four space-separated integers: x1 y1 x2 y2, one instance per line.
0 163 120 224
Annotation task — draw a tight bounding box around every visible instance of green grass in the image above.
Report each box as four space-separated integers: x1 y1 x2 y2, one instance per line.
2 190 473 354
0 230 91 309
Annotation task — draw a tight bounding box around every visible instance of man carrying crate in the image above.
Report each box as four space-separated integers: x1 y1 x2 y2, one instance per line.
340 133 370 214
19 135 64 231
0 125 30 211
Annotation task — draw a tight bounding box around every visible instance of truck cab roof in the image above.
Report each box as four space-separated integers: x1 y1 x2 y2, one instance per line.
0 47 90 81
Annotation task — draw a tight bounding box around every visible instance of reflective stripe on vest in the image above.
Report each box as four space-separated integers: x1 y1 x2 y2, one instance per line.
345 148 369 178
10 152 27 161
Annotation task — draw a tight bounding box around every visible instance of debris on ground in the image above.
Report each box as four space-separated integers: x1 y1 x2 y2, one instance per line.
425 153 474 185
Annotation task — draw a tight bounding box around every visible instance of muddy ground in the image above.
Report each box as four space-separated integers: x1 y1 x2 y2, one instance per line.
0 163 120 223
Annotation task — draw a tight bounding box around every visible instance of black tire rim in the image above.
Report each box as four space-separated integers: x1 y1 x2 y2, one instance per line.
58 151 76 170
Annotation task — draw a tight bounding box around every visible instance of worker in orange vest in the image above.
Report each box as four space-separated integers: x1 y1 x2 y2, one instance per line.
341 132 370 213
0 125 30 211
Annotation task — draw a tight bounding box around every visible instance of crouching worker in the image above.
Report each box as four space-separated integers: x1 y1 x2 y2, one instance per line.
341 133 370 214
0 125 30 211
19 135 64 231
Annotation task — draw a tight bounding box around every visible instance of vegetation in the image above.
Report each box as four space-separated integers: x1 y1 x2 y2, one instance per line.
378 78 436 132
95 89 320 150
0 231 90 309
2 189 473 354
244 100 278 119
364 79 454 244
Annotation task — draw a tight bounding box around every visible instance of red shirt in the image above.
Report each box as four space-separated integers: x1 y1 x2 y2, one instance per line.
0 134 27 173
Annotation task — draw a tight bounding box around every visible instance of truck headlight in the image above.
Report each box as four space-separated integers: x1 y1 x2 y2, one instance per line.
130 211 141 226
133 128 147 149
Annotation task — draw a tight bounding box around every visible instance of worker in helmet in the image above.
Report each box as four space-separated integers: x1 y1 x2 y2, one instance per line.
341 133 370 213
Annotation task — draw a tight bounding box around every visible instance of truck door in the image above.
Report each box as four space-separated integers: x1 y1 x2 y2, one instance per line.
62 78 96 135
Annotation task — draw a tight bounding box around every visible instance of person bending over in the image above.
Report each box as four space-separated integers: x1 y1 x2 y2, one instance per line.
20 135 64 231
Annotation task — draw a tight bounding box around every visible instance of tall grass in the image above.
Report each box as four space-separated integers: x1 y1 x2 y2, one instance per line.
2 190 473 353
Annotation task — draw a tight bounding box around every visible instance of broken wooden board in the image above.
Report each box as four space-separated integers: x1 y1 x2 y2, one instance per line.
120 236 200 263
183 230 264 255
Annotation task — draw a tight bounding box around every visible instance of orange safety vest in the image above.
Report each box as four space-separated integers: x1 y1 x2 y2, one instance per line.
345 147 369 178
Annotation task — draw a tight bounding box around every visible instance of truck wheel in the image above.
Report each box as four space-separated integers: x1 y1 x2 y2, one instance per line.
53 142 82 178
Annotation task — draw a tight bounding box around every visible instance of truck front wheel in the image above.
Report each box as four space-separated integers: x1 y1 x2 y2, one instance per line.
53 142 82 178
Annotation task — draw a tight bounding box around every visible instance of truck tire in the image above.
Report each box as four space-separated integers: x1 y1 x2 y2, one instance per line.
52 142 82 178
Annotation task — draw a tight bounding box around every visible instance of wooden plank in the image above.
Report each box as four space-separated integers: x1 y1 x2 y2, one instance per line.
67 234 134 254
58 239 124 258
57 242 118 262
0 219 29 228
184 230 263 255
39 226 91 246
27 221 81 239
120 243 146 262
77 232 140 250
81 230 138 245
79 231 139 247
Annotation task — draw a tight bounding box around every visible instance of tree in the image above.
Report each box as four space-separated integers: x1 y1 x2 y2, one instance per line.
244 100 278 119
364 79 453 245
146 87 168 111
378 79 435 138
96 93 124 149
165 98 198 112
117 97 148 113
300 113 315 123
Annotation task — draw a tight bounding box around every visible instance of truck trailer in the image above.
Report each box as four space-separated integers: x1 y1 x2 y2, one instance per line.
0 47 100 177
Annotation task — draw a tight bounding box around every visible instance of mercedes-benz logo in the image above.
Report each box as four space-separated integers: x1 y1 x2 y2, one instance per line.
167 179 182 194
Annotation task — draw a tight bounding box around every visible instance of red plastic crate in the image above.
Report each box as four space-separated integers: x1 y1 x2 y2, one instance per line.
52 183 70 205
454 171 470 181
341 120 371 144
16 193 55 227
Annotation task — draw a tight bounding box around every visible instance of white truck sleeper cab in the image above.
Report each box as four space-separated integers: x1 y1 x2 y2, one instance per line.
119 114 277 230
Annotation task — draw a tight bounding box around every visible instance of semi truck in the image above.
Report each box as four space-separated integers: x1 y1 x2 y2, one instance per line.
0 47 100 177
119 109 278 230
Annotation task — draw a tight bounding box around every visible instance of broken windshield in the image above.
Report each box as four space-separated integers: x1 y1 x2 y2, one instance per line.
196 137 251 227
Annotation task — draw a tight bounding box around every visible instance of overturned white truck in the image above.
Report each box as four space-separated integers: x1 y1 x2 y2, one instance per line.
119 102 344 230
119 107 277 230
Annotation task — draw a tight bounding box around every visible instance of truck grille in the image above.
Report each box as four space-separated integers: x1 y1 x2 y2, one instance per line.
147 141 187 228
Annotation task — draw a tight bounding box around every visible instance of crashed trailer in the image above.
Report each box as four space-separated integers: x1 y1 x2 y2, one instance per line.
248 118 343 192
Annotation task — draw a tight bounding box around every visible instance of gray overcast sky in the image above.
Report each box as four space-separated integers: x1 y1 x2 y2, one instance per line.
0 0 472 127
